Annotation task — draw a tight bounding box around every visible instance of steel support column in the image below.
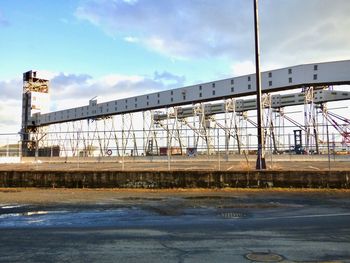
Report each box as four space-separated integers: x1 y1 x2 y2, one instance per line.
254 0 266 169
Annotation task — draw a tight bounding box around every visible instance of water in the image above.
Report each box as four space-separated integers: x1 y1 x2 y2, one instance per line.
0 203 220 228
0 204 155 228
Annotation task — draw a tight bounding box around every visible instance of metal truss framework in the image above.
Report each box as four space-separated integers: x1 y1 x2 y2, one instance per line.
21 61 350 157
28 86 350 158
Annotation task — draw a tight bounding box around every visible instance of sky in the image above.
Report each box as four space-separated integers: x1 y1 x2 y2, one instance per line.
1 0 350 134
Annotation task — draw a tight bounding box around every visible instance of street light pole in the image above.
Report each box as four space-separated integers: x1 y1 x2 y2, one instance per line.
254 0 266 169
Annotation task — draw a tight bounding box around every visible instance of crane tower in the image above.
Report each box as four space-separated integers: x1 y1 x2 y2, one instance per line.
21 70 50 156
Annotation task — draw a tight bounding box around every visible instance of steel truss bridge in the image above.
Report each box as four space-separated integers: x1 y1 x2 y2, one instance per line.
20 60 350 158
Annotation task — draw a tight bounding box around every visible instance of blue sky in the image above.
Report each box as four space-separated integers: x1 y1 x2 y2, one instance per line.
0 0 235 81
1 0 350 132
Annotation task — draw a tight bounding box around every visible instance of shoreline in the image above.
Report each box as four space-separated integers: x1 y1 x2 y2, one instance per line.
1 188 350 205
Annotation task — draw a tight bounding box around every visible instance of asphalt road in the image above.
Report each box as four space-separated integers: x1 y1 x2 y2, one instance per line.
0 191 350 262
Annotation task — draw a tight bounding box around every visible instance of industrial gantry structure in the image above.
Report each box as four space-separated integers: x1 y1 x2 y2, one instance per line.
21 60 350 158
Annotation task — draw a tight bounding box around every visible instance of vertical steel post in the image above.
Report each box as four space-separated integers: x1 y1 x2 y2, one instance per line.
122 114 125 170
142 111 145 155
323 105 331 171
326 122 331 171
254 0 266 169
6 137 9 157
224 103 229 160
217 127 221 170
166 108 170 170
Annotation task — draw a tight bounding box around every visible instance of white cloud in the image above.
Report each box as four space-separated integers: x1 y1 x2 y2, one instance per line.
75 0 252 60
0 78 22 100
75 0 350 66
230 60 284 76
230 61 255 77
123 36 139 43
0 100 22 134
46 71 185 107
100 74 143 86
0 70 186 133
37 70 57 80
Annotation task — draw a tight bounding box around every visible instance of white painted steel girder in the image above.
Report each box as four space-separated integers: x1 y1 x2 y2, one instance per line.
152 90 350 121
29 60 350 127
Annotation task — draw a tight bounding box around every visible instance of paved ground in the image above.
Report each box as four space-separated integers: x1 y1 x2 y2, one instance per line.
1 154 350 171
0 189 349 262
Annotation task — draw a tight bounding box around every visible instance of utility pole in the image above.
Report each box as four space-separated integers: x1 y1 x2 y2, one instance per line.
254 0 266 169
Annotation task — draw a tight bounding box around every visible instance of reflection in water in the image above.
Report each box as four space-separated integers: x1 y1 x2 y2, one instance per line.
0 202 223 229
0 205 156 228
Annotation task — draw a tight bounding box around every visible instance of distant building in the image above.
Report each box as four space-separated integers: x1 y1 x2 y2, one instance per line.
0 144 20 157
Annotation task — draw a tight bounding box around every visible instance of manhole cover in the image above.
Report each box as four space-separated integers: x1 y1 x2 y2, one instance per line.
245 252 283 262
221 212 245 219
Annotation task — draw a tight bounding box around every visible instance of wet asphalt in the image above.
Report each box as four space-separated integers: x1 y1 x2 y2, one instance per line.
0 193 350 263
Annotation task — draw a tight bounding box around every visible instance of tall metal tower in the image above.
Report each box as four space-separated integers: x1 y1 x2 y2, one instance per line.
21 70 50 157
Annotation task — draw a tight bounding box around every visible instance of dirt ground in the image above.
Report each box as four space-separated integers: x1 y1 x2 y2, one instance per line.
0 158 349 171
0 188 349 205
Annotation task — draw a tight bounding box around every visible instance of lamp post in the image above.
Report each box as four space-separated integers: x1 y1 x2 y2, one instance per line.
254 0 266 169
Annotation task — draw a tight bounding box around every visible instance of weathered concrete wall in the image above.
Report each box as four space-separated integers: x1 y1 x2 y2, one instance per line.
20 154 350 163
0 170 349 188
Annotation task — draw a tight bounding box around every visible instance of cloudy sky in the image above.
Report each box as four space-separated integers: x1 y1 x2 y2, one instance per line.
1 0 350 133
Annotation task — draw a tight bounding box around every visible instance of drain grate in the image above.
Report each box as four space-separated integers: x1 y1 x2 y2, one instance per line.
221 212 246 219
245 252 284 262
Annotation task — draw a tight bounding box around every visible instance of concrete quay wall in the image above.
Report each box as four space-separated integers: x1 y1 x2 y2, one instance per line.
20 154 350 163
0 170 349 189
